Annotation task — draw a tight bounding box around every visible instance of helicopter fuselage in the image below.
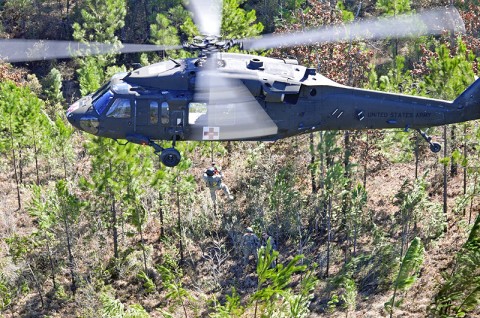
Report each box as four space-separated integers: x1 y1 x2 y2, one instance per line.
66 52 480 145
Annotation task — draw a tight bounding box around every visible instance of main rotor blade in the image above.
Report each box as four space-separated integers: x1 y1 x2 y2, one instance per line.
186 0 223 36
0 39 182 63
191 56 277 140
242 7 465 50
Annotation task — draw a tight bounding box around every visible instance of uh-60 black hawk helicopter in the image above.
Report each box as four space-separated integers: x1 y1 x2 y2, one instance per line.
1 1 478 167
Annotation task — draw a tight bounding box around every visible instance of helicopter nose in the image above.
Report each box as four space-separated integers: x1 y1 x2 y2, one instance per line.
66 98 99 135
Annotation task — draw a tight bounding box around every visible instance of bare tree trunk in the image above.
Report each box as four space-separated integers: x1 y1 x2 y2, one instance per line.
400 211 409 259
443 125 448 233
210 141 214 163
463 124 467 216
9 126 21 210
469 174 477 225
176 177 184 265
143 0 150 39
112 197 119 259
325 196 332 278
226 141 232 155
310 132 317 193
33 135 40 185
353 216 358 257
451 125 458 177
363 132 369 189
65 0 70 29
45 235 57 290
415 131 419 180
19 149 23 185
159 191 165 239
138 207 148 274
109 161 119 259
63 217 76 294
342 131 352 243
319 132 327 235
62 148 67 180
27 263 44 308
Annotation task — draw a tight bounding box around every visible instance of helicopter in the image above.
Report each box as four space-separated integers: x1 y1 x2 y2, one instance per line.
1 2 477 167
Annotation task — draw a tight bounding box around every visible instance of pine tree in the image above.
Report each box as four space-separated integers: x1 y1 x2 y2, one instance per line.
252 241 317 317
27 185 59 291
53 116 74 180
431 215 480 317
386 237 424 317
53 180 83 294
150 12 182 59
0 81 51 208
72 0 127 95
158 264 195 318
42 67 64 118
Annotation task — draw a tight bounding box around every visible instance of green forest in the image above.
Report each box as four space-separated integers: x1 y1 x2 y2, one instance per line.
1 0 480 317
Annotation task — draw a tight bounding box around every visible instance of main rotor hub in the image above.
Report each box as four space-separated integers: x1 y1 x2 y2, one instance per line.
183 35 241 53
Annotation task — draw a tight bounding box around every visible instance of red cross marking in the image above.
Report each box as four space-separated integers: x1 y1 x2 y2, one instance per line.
203 127 219 140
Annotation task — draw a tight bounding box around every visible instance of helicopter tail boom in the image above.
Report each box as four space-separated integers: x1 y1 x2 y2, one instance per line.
453 77 480 122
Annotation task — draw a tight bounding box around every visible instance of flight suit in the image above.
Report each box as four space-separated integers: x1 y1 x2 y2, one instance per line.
242 231 260 266
203 172 233 202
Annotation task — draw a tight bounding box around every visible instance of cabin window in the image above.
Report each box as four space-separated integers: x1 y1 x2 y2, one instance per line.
93 90 114 115
161 102 169 124
188 102 207 125
150 101 159 124
106 98 131 118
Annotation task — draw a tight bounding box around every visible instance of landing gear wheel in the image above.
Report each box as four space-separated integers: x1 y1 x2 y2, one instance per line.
161 148 181 167
430 142 441 153
416 129 441 154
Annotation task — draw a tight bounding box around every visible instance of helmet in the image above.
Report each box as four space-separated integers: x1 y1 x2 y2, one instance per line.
206 167 215 176
246 227 254 233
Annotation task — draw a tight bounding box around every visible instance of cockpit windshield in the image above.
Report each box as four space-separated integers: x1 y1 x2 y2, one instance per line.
93 90 114 115
92 81 111 101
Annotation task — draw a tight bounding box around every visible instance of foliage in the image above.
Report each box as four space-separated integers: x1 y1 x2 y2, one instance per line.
209 287 244 318
42 68 64 105
393 237 424 291
222 0 264 39
150 13 182 58
72 0 127 95
273 1 372 85
336 0 354 22
419 39 476 100
366 56 419 163
157 264 195 317
0 81 49 145
100 292 125 318
0 274 13 311
267 164 300 236
376 0 411 16
100 292 151 318
393 177 428 228
40 67 65 120
252 240 317 317
431 215 480 317
136 271 156 294
76 57 105 96
386 237 424 315
0 80 52 207
1 2 480 317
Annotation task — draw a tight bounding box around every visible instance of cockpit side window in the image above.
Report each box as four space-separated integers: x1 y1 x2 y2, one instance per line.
106 98 131 118
93 90 114 115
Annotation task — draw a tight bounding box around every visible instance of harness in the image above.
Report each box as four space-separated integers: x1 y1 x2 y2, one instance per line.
207 176 221 188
